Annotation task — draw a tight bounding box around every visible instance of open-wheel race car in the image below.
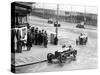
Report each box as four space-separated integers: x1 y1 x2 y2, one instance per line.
76 33 88 45
47 45 77 63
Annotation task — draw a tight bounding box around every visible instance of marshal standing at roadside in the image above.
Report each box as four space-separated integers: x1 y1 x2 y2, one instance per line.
43 31 48 48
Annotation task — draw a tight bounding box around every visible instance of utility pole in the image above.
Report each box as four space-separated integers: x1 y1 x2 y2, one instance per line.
56 4 59 38
84 6 86 25
54 4 59 45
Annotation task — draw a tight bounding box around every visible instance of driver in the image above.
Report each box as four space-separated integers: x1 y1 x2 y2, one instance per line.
57 44 72 52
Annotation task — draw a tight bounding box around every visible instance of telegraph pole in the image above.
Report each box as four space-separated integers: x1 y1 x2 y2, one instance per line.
56 4 59 38
54 4 59 45
84 6 86 25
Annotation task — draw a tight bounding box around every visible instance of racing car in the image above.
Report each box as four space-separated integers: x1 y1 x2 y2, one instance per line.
48 18 53 24
76 22 85 29
47 44 77 63
76 33 88 45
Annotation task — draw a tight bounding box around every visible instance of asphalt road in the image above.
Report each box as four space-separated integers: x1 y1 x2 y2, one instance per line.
15 16 97 73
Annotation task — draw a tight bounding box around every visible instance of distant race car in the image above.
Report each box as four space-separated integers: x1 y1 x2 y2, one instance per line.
76 22 85 28
48 18 53 24
54 21 61 27
47 44 77 63
76 33 88 45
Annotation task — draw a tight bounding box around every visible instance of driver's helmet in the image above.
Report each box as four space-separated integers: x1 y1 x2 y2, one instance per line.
62 44 66 48
69 45 72 48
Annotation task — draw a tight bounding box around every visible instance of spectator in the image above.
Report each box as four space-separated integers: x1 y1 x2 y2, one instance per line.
34 27 38 45
43 31 48 48
27 30 32 51
38 30 43 45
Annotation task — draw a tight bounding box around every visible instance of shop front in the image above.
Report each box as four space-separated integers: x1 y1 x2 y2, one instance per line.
11 2 32 53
